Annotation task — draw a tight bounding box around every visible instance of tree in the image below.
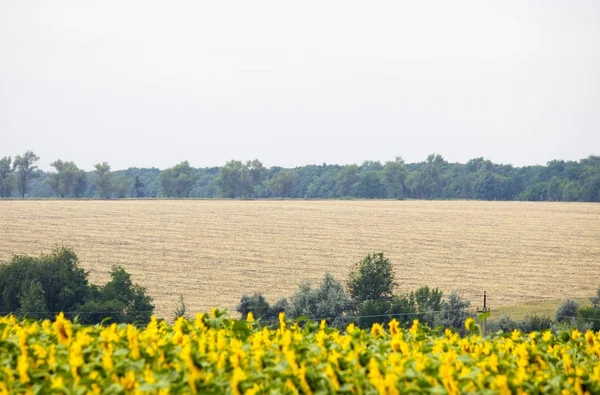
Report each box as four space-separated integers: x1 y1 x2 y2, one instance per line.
16 280 48 319
437 291 473 335
112 174 131 198
133 174 145 198
0 156 15 198
236 293 273 320
356 172 386 199
246 159 266 198
0 247 90 316
93 162 113 199
408 154 446 199
383 157 407 199
78 266 154 324
159 161 194 198
13 151 39 198
268 170 296 197
347 252 397 304
216 160 245 198
47 160 87 198
336 165 359 197
0 247 153 325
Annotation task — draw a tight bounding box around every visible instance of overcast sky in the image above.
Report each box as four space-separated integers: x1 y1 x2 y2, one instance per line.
1 1 598 171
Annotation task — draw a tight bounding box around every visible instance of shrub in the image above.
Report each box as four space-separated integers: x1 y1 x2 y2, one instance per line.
237 293 277 321
517 314 552 333
286 273 352 327
555 299 579 323
437 291 473 335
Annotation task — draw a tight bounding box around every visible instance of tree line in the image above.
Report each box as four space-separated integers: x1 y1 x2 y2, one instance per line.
1 151 599 201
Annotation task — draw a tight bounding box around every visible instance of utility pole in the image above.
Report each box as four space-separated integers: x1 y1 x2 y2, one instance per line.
477 291 490 337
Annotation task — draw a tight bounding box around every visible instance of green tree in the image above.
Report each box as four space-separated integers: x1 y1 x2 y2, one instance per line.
13 151 40 198
336 165 359 197
383 157 407 199
245 159 266 198
268 170 296 197
112 173 131 198
216 160 245 198
16 280 48 319
78 266 154 324
94 162 113 199
133 174 145 198
0 156 15 198
47 160 87 198
356 172 386 199
347 252 397 304
236 293 273 320
408 154 446 199
159 161 194 198
0 247 90 315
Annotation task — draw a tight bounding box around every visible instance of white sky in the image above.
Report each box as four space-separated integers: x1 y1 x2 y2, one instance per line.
1 1 599 171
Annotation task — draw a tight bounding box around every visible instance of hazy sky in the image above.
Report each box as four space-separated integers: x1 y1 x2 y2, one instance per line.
1 1 599 171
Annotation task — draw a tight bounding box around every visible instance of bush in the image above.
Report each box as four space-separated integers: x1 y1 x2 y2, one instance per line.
555 299 579 323
437 291 473 335
578 288 600 331
173 294 188 321
286 273 352 327
517 314 552 333
236 293 283 322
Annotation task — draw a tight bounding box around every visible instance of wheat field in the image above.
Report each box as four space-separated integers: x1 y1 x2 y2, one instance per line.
0 200 599 318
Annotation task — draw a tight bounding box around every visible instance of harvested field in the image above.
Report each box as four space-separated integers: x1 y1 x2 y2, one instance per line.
0 200 599 318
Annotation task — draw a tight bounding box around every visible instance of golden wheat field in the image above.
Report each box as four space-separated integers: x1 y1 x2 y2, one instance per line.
0 200 599 318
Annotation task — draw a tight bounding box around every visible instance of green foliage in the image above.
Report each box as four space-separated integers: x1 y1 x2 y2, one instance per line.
347 252 397 304
578 288 600 331
382 157 407 199
0 248 154 325
215 159 265 198
488 315 518 333
236 293 278 321
173 294 188 321
437 291 473 335
159 161 194 198
555 299 579 323
93 162 113 199
268 169 296 198
13 150 39 198
112 173 131 198
47 160 87 198
2 151 600 201
16 280 48 319
0 156 15 198
517 314 553 333
286 273 352 327
133 174 145 197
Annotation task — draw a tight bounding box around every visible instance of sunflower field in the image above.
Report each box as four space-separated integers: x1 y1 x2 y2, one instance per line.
1 310 600 394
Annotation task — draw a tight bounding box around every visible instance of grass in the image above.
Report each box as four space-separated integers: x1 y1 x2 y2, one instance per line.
0 200 599 318
492 298 592 321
